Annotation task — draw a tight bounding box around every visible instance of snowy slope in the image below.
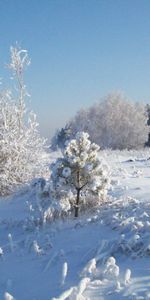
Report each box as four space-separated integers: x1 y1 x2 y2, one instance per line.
0 150 150 300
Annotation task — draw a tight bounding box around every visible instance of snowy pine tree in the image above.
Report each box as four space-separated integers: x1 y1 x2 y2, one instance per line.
51 132 110 217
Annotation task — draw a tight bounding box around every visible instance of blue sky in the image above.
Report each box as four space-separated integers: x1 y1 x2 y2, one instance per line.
1 0 150 138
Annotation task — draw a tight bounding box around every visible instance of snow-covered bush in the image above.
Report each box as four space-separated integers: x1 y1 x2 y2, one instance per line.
50 132 110 217
0 46 49 195
68 92 149 149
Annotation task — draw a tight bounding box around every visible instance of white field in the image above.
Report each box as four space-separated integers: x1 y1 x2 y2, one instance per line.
1 149 150 300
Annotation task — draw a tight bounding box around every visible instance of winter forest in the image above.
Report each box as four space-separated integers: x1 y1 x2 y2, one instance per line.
1 45 150 300
1 0 150 298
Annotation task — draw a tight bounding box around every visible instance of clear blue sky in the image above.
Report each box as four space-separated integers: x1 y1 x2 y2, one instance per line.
1 0 150 138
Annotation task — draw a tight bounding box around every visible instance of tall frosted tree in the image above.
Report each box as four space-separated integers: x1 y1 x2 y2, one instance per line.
0 47 49 195
51 132 110 217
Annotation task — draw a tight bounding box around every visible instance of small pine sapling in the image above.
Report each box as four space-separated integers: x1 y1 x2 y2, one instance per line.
51 132 110 217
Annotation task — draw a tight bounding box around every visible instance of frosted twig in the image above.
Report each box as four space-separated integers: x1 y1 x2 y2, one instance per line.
43 252 58 272
61 262 68 286
8 234 14 253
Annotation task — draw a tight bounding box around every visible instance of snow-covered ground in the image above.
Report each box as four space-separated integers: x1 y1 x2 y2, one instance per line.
1 149 150 300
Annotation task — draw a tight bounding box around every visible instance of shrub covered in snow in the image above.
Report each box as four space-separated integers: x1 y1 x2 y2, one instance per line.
0 46 49 195
50 132 110 217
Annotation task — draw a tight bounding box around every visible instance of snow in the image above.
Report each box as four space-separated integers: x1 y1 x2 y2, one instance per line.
0 149 150 299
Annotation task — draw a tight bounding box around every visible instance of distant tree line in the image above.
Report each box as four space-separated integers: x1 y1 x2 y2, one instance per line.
51 92 150 151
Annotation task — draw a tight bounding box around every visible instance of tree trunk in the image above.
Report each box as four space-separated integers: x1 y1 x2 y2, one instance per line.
75 188 80 217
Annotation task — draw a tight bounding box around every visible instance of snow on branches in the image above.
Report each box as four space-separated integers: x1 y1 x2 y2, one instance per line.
68 92 149 150
50 132 110 217
0 46 49 195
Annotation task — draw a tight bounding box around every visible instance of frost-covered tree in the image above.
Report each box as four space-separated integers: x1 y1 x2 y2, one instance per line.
50 125 73 151
0 46 49 195
68 92 149 150
51 132 110 217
